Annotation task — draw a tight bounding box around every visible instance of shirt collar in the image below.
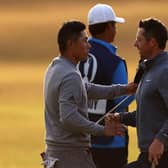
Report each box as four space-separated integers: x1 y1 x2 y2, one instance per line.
143 51 167 70
89 37 117 54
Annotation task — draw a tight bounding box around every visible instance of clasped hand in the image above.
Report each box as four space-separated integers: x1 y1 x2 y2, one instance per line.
104 113 125 136
126 82 138 94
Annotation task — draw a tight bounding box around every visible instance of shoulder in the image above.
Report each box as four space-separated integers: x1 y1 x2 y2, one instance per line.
63 71 81 82
90 41 124 62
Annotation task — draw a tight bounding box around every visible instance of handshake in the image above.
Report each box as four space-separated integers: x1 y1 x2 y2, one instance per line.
103 113 124 136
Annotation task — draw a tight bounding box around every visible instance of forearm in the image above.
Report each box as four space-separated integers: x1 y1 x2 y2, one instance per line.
60 102 104 136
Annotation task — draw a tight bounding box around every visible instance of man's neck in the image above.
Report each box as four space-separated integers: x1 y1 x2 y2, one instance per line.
93 34 113 43
62 52 78 65
147 48 163 60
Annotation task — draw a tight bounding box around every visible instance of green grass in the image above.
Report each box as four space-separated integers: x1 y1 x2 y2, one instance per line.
0 63 46 168
0 1 167 167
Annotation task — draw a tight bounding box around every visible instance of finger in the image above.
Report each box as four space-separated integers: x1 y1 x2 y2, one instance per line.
153 155 159 166
104 115 111 122
121 124 127 130
157 153 161 160
113 113 120 121
105 115 113 122
148 152 153 163
116 131 124 136
106 113 120 121
105 119 112 126
116 123 125 130
116 125 125 136
151 162 156 168
105 114 115 122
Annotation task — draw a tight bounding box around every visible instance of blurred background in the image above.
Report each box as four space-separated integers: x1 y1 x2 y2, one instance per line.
0 0 167 167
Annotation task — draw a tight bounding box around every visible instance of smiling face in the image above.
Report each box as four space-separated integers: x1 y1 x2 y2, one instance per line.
134 28 154 60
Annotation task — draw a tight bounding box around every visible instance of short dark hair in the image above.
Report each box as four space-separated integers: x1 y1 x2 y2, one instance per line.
89 21 115 36
139 18 168 49
57 21 86 53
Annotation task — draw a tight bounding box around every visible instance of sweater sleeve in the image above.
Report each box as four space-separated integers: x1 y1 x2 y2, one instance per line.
155 69 168 146
86 82 127 100
59 73 104 136
120 111 136 127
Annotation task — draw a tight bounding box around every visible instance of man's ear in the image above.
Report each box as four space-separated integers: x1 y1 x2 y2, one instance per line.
106 22 112 30
150 38 157 47
67 39 74 48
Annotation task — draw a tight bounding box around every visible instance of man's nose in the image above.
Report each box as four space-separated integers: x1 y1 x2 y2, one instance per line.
88 42 91 49
134 40 137 47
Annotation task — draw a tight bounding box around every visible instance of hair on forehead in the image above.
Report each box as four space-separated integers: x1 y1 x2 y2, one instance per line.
57 21 86 53
138 17 167 49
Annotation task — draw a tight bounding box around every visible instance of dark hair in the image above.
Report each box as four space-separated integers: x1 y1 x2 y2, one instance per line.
139 18 168 49
57 21 86 53
89 21 115 36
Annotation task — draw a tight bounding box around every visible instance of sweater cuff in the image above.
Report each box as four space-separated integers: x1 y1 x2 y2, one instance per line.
119 84 127 95
156 131 168 147
93 124 104 136
120 112 128 123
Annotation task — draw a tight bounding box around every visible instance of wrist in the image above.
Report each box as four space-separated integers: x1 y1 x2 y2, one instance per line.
156 131 168 146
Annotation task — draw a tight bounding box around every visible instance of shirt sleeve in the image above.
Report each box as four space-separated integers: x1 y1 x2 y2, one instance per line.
155 69 168 146
120 111 136 127
85 60 128 100
59 72 104 136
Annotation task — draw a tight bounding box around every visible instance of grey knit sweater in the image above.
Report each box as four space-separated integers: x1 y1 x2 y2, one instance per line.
44 56 127 151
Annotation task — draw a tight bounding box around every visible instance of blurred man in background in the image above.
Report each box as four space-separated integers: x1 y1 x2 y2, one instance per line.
78 3 134 168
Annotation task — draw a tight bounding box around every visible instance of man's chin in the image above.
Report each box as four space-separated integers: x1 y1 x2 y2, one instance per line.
81 55 88 61
140 55 146 60
139 53 145 60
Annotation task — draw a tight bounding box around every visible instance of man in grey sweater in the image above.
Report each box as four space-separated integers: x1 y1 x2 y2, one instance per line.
108 18 168 168
42 21 137 168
